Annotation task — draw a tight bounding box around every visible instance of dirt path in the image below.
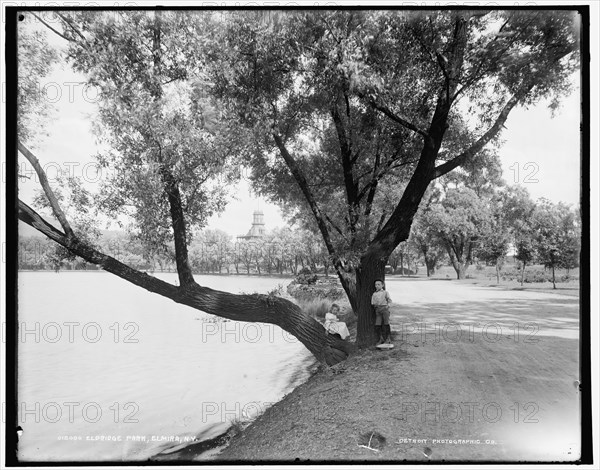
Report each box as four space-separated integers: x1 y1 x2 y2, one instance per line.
216 279 581 462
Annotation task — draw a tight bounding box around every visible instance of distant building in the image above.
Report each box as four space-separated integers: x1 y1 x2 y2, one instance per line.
237 210 266 241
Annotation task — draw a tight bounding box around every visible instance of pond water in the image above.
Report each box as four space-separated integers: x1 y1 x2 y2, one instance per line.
16 272 315 462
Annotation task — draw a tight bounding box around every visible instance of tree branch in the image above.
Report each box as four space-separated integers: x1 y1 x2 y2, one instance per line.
452 17 512 101
30 12 72 43
56 12 89 45
18 142 75 238
319 13 342 45
158 163 196 288
375 211 388 234
359 93 431 140
19 199 179 296
331 102 360 238
441 15 469 108
272 133 336 257
19 199 354 365
324 213 347 240
433 90 527 179
361 130 382 217
331 104 357 202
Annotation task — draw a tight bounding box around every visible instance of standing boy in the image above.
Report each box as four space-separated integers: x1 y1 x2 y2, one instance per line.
371 279 392 345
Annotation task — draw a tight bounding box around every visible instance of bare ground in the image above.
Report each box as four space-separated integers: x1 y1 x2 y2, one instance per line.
215 279 581 463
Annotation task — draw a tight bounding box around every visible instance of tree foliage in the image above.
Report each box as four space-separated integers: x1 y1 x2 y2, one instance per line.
476 193 511 283
17 9 581 352
62 11 244 254
17 16 59 146
410 190 447 277
530 198 580 288
207 10 579 340
427 187 492 279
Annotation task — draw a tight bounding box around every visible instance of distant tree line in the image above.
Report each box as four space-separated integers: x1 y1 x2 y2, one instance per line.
19 226 332 276
405 183 580 289
19 181 580 291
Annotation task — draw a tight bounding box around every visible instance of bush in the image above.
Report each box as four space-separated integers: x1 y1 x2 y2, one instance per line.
498 266 576 284
299 299 331 320
266 284 285 297
295 267 318 285
287 276 345 301
523 269 551 283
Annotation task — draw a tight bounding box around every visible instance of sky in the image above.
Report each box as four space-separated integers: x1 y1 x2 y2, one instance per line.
14 9 584 237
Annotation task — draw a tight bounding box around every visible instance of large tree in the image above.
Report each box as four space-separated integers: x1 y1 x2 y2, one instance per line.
475 189 513 283
410 208 447 278
498 185 537 285
17 9 580 355
17 10 354 365
427 187 493 279
208 10 579 345
531 199 581 289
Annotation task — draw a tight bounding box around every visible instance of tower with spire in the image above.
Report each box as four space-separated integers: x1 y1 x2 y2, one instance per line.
237 209 266 240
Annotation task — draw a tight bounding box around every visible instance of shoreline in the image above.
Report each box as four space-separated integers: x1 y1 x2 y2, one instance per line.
16 271 581 462
214 294 580 462
17 269 298 278
161 280 580 462
17 269 580 299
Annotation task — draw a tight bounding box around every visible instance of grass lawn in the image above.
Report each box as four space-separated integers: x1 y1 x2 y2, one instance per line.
407 263 580 298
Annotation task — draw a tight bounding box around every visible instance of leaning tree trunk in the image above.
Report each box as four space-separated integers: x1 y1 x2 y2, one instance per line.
18 201 354 365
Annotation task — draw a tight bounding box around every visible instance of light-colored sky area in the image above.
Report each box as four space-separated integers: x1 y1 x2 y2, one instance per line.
499 86 581 207
15 12 582 237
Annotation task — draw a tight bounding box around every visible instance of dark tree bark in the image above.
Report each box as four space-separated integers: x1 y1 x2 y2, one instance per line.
18 129 356 365
420 246 439 277
445 242 470 280
270 11 571 345
354 258 386 347
158 165 195 287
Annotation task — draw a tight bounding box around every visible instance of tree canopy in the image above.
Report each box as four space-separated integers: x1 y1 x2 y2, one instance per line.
209 10 578 259
204 9 579 343
16 9 581 352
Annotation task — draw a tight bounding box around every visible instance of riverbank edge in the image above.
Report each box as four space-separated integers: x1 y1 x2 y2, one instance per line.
210 299 580 462
149 360 329 462
151 276 580 461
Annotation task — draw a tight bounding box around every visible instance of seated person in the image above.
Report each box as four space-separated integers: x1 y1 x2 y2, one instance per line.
323 303 350 340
